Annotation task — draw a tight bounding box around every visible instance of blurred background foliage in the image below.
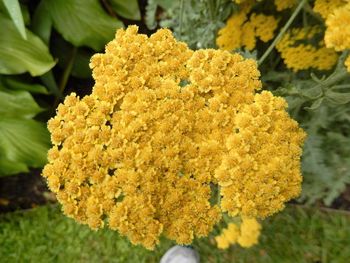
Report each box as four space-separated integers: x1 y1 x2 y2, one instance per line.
0 0 349 209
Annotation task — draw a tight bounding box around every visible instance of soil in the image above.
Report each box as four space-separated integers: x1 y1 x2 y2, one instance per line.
0 171 56 213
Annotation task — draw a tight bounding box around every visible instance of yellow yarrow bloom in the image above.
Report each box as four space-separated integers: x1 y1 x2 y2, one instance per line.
277 27 338 71
237 217 261 247
217 7 278 51
274 0 297 11
215 218 261 249
313 0 348 19
43 26 305 250
325 2 350 51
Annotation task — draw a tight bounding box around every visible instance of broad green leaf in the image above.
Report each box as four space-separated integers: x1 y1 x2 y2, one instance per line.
44 0 123 51
0 16 56 76
0 89 43 118
109 0 141 20
0 157 28 176
0 118 50 176
1 77 48 94
2 0 27 39
32 0 52 44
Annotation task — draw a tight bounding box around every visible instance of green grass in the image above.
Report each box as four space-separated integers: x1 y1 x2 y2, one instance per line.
0 205 349 263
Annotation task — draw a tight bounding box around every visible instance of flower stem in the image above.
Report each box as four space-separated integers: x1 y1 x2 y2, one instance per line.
54 46 77 107
258 0 308 66
179 0 185 37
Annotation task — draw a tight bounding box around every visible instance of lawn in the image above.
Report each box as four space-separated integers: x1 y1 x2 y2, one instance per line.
0 204 349 263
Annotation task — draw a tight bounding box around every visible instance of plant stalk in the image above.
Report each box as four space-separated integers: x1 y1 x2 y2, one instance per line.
53 46 77 107
258 0 308 66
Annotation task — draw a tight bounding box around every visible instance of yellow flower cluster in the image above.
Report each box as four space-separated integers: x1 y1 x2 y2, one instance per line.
325 2 350 51
215 218 261 249
274 0 297 11
313 0 348 19
216 91 305 218
217 3 278 51
276 27 338 71
43 26 305 249
324 2 350 72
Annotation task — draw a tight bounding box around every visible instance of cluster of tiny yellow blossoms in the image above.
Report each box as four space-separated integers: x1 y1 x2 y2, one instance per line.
215 218 261 249
43 26 305 249
276 27 338 71
274 0 296 11
313 0 348 19
324 2 350 72
217 2 278 51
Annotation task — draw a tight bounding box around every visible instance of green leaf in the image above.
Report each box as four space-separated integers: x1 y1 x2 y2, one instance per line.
0 89 43 118
32 0 52 44
325 90 350 105
0 16 56 76
0 157 28 176
44 0 124 51
0 118 50 176
1 77 48 94
305 98 324 111
2 0 27 39
109 0 141 20
0 86 50 175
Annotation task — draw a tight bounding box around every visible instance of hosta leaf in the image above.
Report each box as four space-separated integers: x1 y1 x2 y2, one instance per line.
0 16 55 76
0 118 50 176
109 0 141 20
43 0 123 51
0 158 27 176
1 77 48 94
2 0 27 39
32 0 52 44
0 88 43 118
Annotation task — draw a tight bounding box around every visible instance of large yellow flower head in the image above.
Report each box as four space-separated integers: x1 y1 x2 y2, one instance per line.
43 26 305 250
313 0 348 20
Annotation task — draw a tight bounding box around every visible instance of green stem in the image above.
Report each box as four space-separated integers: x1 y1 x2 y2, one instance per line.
207 0 215 21
54 47 77 107
258 0 308 66
179 0 185 37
